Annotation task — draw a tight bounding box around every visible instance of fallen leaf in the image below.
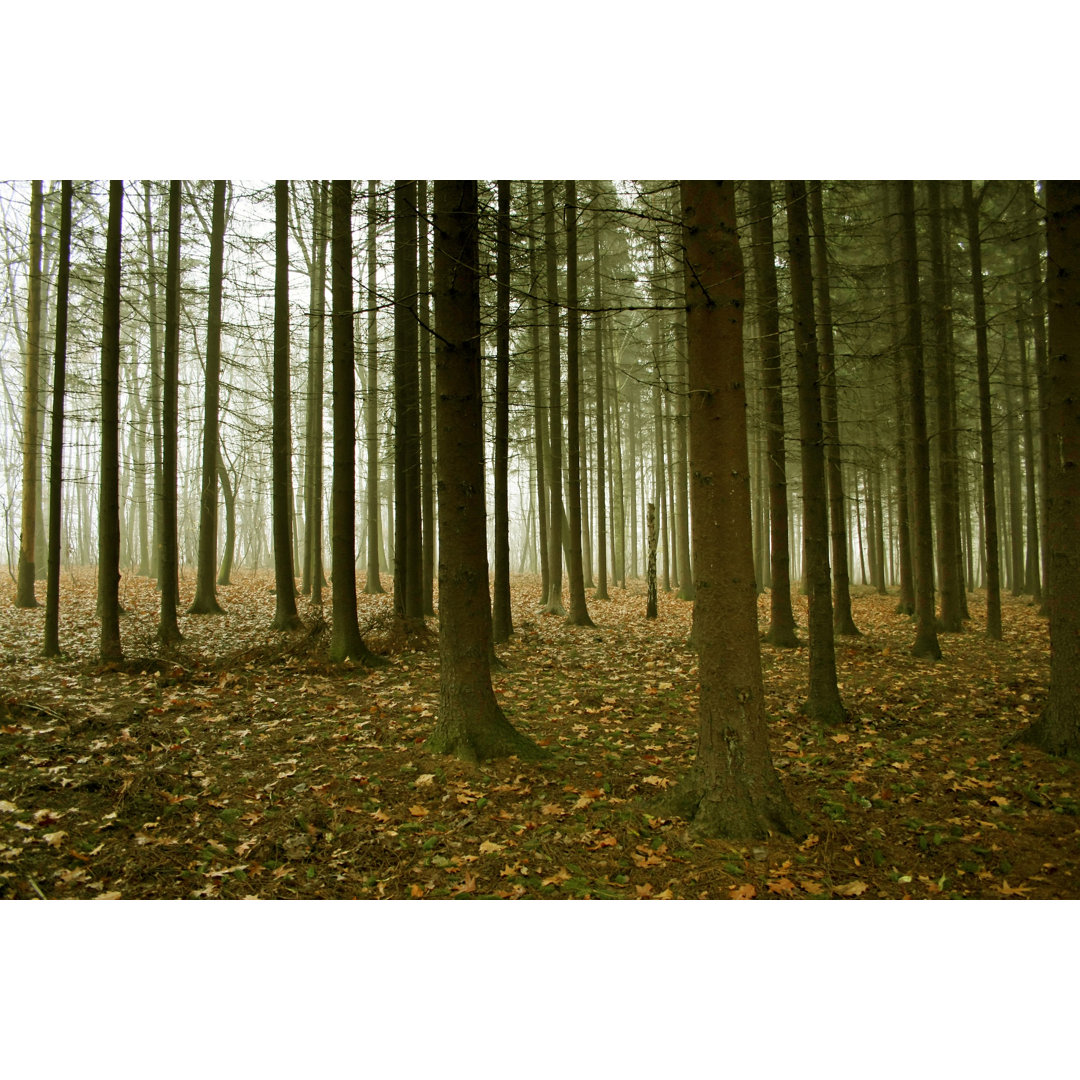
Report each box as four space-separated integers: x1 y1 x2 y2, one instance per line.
729 884 757 900
478 841 504 855
767 877 797 896
415 774 435 787
43 831 68 847
833 880 869 897
541 868 572 887
408 805 430 818
994 880 1032 897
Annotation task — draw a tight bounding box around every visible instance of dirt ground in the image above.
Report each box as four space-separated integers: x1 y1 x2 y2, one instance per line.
1 567 1075 899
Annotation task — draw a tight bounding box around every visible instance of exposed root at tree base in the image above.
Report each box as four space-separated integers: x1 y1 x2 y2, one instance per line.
657 769 807 840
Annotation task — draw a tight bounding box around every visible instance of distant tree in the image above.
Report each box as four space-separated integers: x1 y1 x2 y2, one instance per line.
663 179 803 837
364 180 384 595
542 180 566 615
786 180 846 724
1018 181 1080 757
427 180 541 762
748 180 799 647
271 180 302 632
99 181 124 662
526 181 551 605
141 181 163 583
15 180 43 608
492 180 513 643
189 180 227 615
564 180 594 628
44 181 72 657
591 204 608 602
158 181 183 646
328 180 378 665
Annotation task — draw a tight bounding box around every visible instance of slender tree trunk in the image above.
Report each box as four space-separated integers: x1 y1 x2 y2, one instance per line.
897 181 943 659
1017 181 1080 756
99 182 124 661
786 181 846 723
564 181 593 627
44 181 71 656
663 179 803 838
542 180 565 614
1017 289 1041 601
189 181 226 614
427 180 541 762
492 180 513 642
592 206 608 601
271 180 302 631
216 451 235 586
142 182 163 583
810 182 859 635
328 180 377 664
364 181 385 594
1028 198 1051 616
526 181 550 605
964 180 1003 639
646 502 658 619
158 181 183 644
749 180 799 646
674 321 694 600
417 180 435 616
16 180 43 607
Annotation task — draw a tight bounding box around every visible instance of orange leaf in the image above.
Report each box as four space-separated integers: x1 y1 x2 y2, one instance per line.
729 883 757 900
833 880 869 897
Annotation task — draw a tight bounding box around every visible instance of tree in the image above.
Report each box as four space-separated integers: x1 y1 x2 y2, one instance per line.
809 182 859 636
427 180 541 762
591 201 608 601
663 180 803 838
526 181 550 604
786 181 846 724
1017 182 1080 757
99 181 124 662
158 181 183 646
963 180 1003 640
15 180 43 607
44 181 72 657
897 181 942 660
564 180 594 627
364 180 385 595
542 180 566 615
271 180 302 632
748 180 799 647
328 180 378 665
417 180 435 617
189 180 227 615
492 180 513 642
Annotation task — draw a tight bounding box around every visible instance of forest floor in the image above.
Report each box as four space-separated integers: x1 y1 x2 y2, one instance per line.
0 567 1074 900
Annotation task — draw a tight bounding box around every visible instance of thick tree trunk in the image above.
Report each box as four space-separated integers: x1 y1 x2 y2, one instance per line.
897 181 942 659
748 180 799 647
99 181 124 661
44 181 71 657
492 180 513 642
190 180 227 615
427 180 541 762
271 180 302 631
1017 181 1080 757
786 181 847 724
16 180 43 607
564 181 594 627
663 180 803 838
158 181 183 645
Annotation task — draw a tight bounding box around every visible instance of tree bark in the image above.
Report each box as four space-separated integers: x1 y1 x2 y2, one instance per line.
44 181 71 656
786 181 847 723
364 181 385 594
427 180 541 762
542 180 565 614
526 181 550 605
592 201 608 601
663 179 803 838
417 180 435 616
271 180 302 631
492 180 513 642
1017 181 1080 756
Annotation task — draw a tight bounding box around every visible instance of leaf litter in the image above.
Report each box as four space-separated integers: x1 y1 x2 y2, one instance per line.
0 569 1077 900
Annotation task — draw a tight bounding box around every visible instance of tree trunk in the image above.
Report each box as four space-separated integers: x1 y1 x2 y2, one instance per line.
427 180 541 762
189 180 226 615
16 180 43 607
564 181 593 627
786 181 846 724
646 502 658 619
897 181 942 659
492 180 513 642
142 182 163 583
592 203 608 601
44 181 71 657
364 181 385 594
271 180 302 631
328 180 378 664
158 181 183 645
526 181 550 605
216 450 235 586
99 181 124 661
542 181 565 614
1017 181 1080 756
809 182 859 635
663 179 803 838
748 180 799 647
963 180 1003 639
417 180 435 616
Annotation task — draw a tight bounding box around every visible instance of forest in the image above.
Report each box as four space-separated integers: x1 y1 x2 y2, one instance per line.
1 177 1078 902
